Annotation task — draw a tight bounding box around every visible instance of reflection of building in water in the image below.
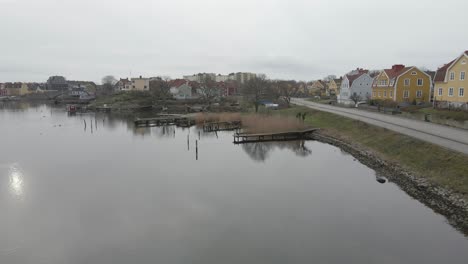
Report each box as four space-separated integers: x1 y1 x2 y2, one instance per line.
242 140 312 162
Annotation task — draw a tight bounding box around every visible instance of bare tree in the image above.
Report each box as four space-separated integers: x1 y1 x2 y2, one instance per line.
101 75 117 95
149 76 172 103
278 80 299 107
323 75 337 82
242 74 269 112
350 93 362 107
198 76 219 105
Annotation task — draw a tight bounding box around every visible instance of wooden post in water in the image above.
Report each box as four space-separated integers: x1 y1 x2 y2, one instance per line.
84 119 87 131
198 131 201 140
187 135 190 151
196 140 198 160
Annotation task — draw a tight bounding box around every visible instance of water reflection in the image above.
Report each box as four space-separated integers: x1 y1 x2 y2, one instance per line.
242 140 312 162
9 164 24 196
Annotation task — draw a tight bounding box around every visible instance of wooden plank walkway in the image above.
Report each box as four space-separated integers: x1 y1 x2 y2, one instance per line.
134 115 194 127
203 121 241 132
233 128 319 144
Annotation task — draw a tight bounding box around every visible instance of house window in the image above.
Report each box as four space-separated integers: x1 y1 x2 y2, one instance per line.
416 90 423 98
438 88 443 96
404 79 410 86
403 90 409 98
383 91 387 97
450 72 455 81
461 72 465 81
411 71 417 75
459 88 465 97
462 60 467 65
144 86 147 89
132 85 135 89
417 79 423 86
390 80 395 86
373 91 376 97
378 91 381 97
448 87 454 96
390 91 393 97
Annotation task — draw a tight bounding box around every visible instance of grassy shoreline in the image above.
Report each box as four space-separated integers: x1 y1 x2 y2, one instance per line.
268 106 468 200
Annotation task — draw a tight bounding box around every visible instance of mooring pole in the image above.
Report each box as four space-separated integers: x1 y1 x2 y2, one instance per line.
196 140 198 160
198 131 201 140
187 135 190 151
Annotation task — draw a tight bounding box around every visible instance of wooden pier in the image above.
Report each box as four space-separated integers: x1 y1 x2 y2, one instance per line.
233 128 319 144
203 121 242 132
134 115 194 127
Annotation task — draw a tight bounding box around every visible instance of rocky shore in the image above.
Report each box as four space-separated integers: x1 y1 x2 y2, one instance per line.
311 131 468 235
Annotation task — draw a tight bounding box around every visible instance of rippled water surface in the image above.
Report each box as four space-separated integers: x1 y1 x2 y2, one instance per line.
1 103 467 264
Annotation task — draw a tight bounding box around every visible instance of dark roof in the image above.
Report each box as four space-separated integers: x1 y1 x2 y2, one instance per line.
4 82 24 89
346 73 366 86
169 79 187 88
434 59 455 82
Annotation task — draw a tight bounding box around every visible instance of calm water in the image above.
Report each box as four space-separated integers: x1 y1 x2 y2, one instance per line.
1 102 467 264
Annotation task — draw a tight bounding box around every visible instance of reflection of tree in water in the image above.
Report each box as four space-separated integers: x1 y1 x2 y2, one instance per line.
242 140 312 162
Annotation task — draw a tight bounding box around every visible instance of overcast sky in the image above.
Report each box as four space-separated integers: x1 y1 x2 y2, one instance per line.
1 0 467 83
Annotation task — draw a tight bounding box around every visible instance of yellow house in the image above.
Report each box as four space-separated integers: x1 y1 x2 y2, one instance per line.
371 65 432 104
433 51 468 107
308 80 327 96
122 76 150 91
5 82 29 96
327 79 341 95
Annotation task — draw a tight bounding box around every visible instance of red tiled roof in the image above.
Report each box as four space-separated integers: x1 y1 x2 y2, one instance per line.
434 59 455 82
383 65 411 80
169 79 187 88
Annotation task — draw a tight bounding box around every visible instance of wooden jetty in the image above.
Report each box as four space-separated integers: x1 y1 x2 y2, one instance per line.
233 128 319 144
134 115 194 127
203 121 241 132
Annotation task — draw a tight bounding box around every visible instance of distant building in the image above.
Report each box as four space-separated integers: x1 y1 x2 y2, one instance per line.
372 65 432 104
338 69 373 105
184 72 256 84
4 82 29 96
308 80 327 96
67 81 97 93
115 78 131 91
46 76 68 91
433 51 468 108
183 73 216 82
327 78 342 95
169 79 194 100
118 76 150 91
0 83 7 96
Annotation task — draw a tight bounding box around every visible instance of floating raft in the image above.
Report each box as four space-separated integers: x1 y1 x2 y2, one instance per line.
203 121 242 132
233 128 319 144
134 115 194 127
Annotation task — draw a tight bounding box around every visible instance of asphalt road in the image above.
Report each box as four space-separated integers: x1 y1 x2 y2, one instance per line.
292 98 468 155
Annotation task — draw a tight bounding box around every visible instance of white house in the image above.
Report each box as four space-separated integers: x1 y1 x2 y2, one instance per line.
338 69 374 105
170 80 194 100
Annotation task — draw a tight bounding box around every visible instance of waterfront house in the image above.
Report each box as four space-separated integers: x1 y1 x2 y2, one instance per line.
46 76 68 91
5 82 29 96
372 65 432 104
121 76 150 91
116 78 131 91
433 51 468 108
338 69 373 105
